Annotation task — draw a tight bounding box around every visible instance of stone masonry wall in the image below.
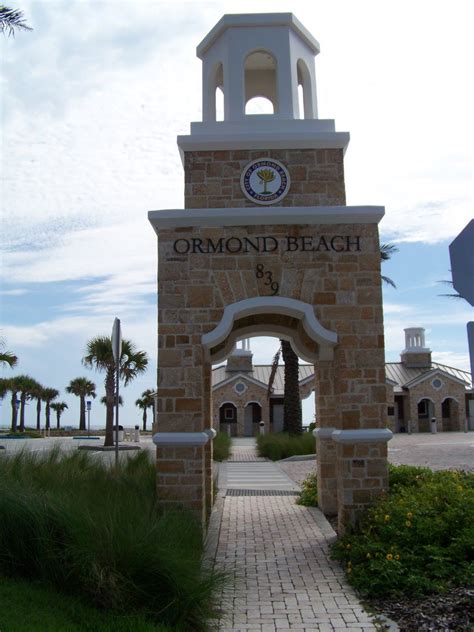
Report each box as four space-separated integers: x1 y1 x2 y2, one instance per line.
407 379 466 432
213 380 270 436
184 148 346 209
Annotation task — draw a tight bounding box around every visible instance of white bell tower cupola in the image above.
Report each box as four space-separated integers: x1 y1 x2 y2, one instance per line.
178 13 349 161
401 327 432 368
200 13 319 122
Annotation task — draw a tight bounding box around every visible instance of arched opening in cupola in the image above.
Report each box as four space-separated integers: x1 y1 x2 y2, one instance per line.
297 58 315 119
244 49 278 115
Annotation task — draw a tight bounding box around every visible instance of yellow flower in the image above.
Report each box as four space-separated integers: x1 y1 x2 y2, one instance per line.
386 553 393 561
406 512 413 520
384 514 390 522
347 567 352 574
405 520 412 527
366 553 372 559
347 561 352 567
346 544 351 549
395 554 400 560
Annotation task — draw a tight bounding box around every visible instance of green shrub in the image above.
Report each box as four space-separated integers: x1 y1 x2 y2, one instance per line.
213 431 231 461
257 432 315 461
331 467 474 598
296 471 318 506
0 449 222 630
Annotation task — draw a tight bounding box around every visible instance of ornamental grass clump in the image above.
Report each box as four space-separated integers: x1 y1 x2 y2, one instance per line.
0 448 222 630
212 431 232 461
331 465 474 598
257 431 315 461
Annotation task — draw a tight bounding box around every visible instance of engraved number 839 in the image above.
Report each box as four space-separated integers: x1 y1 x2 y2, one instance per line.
255 264 279 296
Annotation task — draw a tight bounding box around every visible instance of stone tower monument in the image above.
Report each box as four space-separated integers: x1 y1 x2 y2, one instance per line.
149 13 392 532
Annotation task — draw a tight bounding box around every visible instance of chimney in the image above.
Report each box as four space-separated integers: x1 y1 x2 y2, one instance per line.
400 327 432 368
226 339 253 373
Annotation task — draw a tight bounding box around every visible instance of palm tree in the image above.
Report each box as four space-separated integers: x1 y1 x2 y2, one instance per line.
30 382 45 431
281 340 303 434
380 242 398 288
83 336 148 446
0 6 32 36
135 392 154 432
0 378 8 399
4 375 25 432
66 377 96 431
51 402 68 430
16 375 41 432
42 388 59 431
136 389 155 431
100 394 123 406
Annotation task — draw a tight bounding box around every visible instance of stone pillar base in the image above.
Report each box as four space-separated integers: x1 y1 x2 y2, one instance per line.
332 428 392 534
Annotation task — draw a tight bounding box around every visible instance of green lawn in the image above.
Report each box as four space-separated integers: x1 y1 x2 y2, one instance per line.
0 576 171 631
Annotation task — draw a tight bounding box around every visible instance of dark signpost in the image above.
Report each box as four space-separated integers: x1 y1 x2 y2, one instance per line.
111 317 122 467
449 220 474 386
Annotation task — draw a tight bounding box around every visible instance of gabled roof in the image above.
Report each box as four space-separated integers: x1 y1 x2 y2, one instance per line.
385 362 472 390
213 361 472 395
212 364 315 396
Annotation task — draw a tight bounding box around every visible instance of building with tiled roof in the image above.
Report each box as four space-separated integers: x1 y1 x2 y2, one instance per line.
212 329 474 436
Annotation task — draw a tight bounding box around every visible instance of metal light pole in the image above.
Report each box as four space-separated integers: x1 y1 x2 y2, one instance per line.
111 317 122 468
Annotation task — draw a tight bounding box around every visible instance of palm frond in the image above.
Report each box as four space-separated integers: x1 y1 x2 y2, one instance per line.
380 242 399 261
267 346 281 399
0 6 32 36
381 275 397 289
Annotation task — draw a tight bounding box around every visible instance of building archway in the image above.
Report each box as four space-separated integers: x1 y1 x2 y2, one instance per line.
244 401 262 436
417 397 435 432
442 397 460 431
219 401 237 436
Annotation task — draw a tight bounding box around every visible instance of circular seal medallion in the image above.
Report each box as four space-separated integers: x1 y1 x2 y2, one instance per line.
240 158 291 205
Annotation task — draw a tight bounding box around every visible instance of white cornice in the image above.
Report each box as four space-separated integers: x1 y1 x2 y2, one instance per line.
196 13 320 57
148 206 384 231
177 131 350 164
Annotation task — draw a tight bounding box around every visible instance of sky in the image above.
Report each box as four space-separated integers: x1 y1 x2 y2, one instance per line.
1 0 473 429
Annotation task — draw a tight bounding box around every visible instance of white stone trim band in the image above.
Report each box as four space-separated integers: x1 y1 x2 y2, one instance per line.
177 131 350 160
153 432 211 447
331 429 393 444
313 427 336 439
148 205 385 231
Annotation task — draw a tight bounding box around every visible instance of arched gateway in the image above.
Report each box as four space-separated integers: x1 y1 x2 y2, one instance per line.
149 13 392 532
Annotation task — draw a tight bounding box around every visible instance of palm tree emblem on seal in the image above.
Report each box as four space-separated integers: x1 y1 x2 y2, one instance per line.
256 168 276 195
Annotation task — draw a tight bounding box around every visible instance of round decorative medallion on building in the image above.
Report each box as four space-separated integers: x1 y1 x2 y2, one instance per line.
240 158 291 205
234 381 247 395
432 378 443 390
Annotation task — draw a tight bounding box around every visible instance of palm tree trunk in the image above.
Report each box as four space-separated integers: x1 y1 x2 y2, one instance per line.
142 409 147 432
56 412 61 430
281 340 302 435
10 392 18 432
79 395 86 431
45 403 51 430
36 399 41 430
104 368 115 446
19 394 26 432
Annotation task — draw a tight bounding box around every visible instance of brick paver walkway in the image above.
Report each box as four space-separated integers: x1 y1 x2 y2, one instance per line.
212 440 378 631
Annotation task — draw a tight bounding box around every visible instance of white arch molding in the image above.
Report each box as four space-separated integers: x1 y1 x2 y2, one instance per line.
416 396 435 405
441 396 460 404
202 297 337 363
